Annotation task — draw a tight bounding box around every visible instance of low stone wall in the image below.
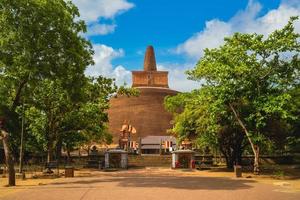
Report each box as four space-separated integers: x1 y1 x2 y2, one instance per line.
128 155 172 167
244 155 299 165
4 153 298 169
195 154 300 166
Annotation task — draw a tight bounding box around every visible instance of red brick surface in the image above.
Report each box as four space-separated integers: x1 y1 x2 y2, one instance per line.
108 87 178 144
143 46 157 71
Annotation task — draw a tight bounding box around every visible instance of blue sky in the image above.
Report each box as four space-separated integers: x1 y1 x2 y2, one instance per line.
72 0 300 91
90 0 281 68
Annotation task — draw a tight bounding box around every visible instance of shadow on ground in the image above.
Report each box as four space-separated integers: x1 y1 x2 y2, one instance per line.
49 176 255 190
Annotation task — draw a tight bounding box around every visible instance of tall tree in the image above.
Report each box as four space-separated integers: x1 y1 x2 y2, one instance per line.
0 0 93 185
24 76 139 162
165 89 246 169
187 17 300 173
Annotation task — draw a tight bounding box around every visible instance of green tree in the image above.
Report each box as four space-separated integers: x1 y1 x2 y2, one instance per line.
165 89 246 169
187 17 300 173
57 76 117 158
285 86 300 152
0 0 93 109
25 79 70 162
0 0 93 185
24 76 139 163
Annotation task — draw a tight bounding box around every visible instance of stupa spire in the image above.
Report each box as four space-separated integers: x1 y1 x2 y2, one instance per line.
132 45 168 88
143 45 157 71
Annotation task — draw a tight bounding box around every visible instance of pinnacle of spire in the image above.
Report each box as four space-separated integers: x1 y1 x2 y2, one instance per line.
143 45 157 71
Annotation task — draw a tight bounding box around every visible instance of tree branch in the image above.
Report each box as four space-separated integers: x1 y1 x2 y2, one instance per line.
12 79 28 110
228 103 256 154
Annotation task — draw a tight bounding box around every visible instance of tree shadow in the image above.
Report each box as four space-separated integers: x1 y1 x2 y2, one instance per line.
49 176 255 190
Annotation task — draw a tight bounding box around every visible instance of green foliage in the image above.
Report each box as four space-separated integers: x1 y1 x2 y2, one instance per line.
23 76 117 155
164 92 193 113
285 86 300 152
165 17 300 169
186 17 300 148
117 85 140 97
165 89 219 148
25 107 48 151
0 0 93 133
0 0 93 81
0 0 132 159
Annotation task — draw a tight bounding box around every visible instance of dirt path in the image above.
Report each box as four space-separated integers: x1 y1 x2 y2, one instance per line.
0 168 299 200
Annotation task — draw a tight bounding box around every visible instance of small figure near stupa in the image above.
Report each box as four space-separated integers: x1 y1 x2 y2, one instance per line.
119 120 136 151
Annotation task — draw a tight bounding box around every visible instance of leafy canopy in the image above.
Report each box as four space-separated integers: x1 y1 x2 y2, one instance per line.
187 17 300 136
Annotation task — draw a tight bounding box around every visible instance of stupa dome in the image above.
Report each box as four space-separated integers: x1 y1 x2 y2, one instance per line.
107 46 179 145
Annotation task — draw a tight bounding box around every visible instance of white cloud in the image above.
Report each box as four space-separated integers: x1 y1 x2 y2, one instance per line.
86 23 117 36
157 63 200 92
85 44 131 86
72 1 134 83
177 0 300 58
72 0 134 21
85 45 200 91
72 0 134 36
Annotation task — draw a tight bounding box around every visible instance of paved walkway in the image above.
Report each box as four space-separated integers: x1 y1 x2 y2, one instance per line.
0 168 299 200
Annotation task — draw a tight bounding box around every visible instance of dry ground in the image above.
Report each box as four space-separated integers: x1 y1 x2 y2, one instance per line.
0 167 299 200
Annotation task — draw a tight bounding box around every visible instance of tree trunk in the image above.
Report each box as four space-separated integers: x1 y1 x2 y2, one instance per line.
11 79 28 111
232 132 244 166
1 130 16 186
87 145 91 156
19 106 25 173
46 123 55 163
225 154 234 169
219 147 233 169
56 139 62 162
229 103 260 174
67 149 71 163
47 141 53 163
234 146 243 166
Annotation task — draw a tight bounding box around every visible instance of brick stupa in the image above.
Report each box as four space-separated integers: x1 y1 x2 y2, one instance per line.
107 45 178 146
132 46 169 88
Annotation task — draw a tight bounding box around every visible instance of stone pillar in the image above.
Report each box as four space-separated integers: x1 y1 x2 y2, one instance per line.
104 152 109 168
159 139 162 155
171 153 177 168
121 153 128 169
